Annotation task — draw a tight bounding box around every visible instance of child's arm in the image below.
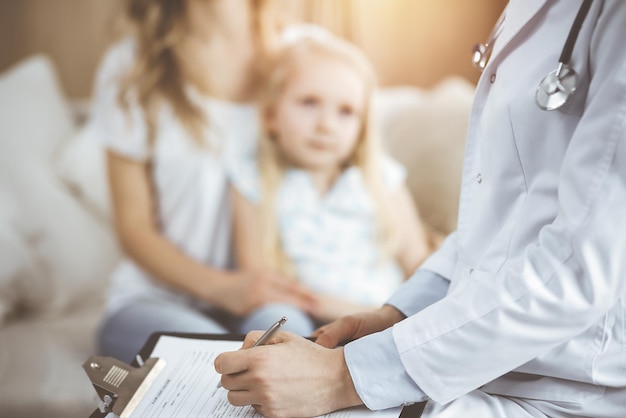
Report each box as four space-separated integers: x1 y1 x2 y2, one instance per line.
231 186 266 270
309 294 379 323
309 183 437 323
230 185 319 311
390 184 438 278
233 186 378 322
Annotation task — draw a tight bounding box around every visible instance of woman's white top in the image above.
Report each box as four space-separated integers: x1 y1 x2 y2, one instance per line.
230 156 406 306
93 25 330 317
90 38 261 316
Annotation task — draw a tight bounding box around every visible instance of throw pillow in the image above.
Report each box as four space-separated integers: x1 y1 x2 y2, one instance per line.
377 78 475 234
0 55 120 318
0 55 74 165
56 122 111 223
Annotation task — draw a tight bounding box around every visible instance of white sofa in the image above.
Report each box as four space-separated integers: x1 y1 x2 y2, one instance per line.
0 55 474 418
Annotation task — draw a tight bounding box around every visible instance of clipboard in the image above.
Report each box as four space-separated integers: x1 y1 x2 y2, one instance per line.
84 332 426 418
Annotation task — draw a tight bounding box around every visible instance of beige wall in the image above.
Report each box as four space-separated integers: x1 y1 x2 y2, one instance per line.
0 0 122 99
282 0 507 88
0 0 506 99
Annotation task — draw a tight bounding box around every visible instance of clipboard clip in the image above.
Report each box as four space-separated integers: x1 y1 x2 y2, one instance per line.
82 355 166 418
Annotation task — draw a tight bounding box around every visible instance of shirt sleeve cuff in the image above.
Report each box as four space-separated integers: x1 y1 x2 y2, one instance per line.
386 269 450 317
344 327 428 410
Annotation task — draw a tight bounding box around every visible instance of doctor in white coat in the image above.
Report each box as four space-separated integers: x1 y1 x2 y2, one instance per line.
215 1 626 416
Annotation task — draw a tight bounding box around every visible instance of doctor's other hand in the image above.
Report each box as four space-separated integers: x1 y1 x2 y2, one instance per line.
312 304 406 348
215 331 363 418
218 270 318 316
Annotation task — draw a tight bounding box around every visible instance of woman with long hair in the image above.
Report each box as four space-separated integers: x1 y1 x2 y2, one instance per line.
93 0 319 362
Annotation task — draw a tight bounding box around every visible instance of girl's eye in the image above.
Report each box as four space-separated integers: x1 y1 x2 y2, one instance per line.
339 105 354 117
300 96 318 107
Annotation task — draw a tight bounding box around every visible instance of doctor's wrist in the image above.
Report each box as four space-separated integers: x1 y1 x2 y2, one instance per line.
330 347 364 411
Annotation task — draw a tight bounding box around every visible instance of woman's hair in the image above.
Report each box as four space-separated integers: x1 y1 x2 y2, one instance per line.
118 0 279 145
256 35 400 274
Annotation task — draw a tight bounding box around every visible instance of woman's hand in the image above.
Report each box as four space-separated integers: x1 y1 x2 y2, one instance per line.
215 331 363 418
215 269 318 316
312 304 406 348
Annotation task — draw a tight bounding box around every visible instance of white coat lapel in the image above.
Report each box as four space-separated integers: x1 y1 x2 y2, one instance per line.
487 0 548 70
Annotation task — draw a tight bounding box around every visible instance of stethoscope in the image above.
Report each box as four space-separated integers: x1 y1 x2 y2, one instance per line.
472 0 592 111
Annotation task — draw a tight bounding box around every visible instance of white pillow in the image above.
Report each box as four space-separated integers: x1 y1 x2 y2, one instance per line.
56 122 111 223
0 55 120 319
5 163 120 316
0 55 75 166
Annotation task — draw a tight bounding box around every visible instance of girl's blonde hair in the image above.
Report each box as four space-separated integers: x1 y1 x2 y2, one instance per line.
257 35 400 274
118 0 279 145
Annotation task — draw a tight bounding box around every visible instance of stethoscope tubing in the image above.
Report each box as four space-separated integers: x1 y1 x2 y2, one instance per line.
472 11 506 70
535 0 593 110
558 0 592 66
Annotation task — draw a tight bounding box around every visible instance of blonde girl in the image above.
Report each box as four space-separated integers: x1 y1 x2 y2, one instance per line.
230 35 435 332
94 0 321 362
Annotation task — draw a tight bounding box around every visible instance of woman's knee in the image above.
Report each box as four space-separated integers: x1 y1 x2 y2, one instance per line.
97 301 229 361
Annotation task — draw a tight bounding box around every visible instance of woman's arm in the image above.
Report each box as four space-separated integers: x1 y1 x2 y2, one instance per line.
108 151 315 315
108 151 218 297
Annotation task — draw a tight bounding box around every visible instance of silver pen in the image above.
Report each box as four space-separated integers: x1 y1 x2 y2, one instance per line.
217 316 287 389
251 316 288 347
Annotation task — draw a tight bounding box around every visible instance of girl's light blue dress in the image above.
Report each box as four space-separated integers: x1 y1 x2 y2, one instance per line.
230 155 407 305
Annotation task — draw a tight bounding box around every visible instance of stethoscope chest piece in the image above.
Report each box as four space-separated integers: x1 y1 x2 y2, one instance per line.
535 63 577 111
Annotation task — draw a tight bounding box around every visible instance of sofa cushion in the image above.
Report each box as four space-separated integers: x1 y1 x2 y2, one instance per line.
0 305 103 418
376 78 474 234
5 164 119 316
0 55 119 321
0 180 39 324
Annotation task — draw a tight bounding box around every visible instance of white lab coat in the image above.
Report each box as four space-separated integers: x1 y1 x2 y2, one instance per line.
393 0 626 413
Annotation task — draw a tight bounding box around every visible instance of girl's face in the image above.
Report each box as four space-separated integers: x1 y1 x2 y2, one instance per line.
266 54 367 174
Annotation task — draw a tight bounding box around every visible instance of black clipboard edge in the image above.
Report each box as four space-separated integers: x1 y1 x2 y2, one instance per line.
100 332 426 418
133 332 247 366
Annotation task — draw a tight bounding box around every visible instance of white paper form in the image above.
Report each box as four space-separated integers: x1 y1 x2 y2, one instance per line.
130 336 401 418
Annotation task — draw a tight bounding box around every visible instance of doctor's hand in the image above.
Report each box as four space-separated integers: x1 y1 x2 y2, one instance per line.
312 304 406 348
214 331 363 418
